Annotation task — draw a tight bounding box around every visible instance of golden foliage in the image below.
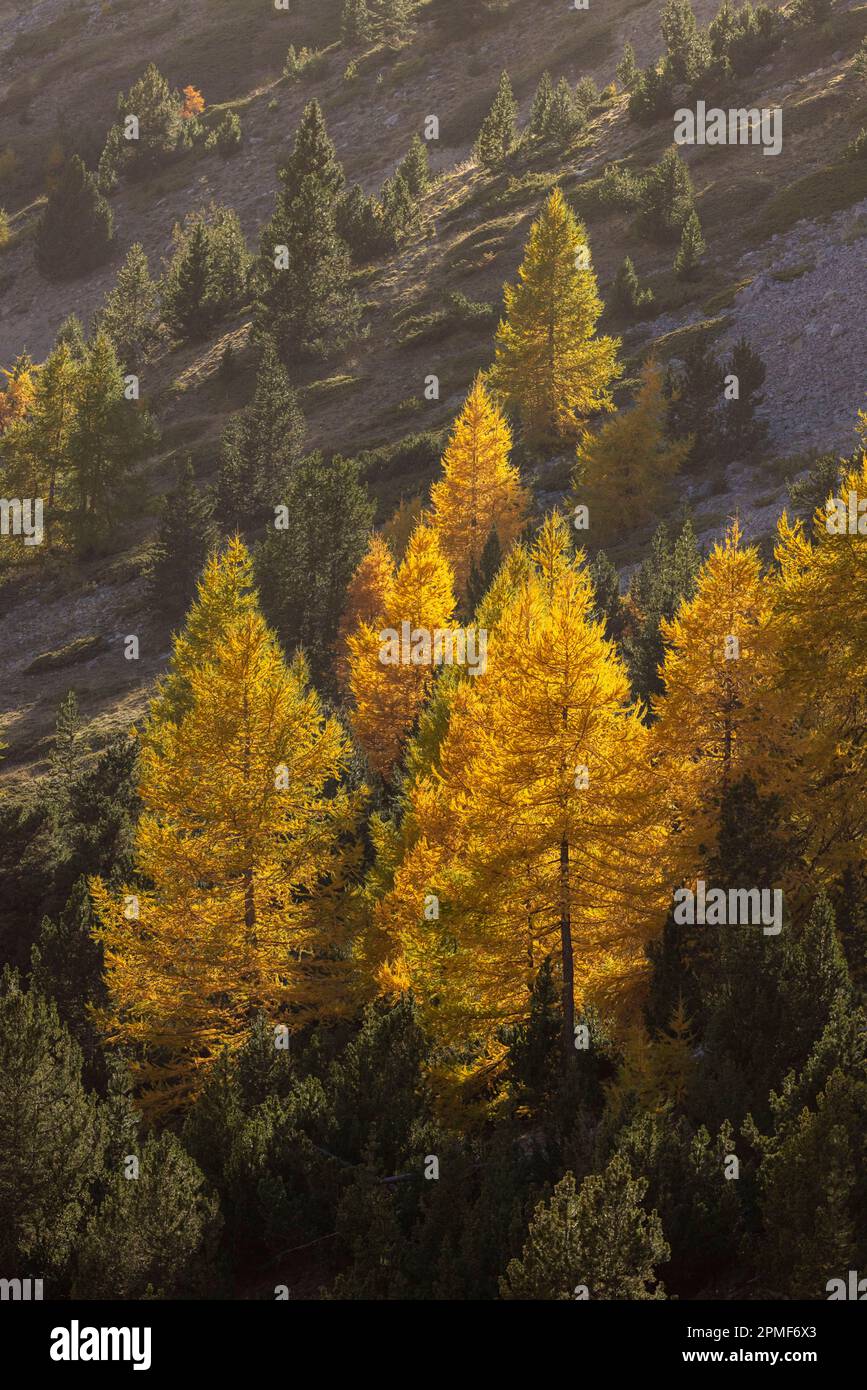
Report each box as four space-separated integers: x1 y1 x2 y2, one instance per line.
93 539 361 1113
429 374 529 594
489 188 622 447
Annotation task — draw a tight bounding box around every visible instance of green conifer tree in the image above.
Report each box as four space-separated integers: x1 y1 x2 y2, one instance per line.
35 156 114 281
475 71 518 168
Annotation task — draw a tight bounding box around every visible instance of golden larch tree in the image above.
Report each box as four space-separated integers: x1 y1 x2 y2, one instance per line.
772 449 867 876
652 522 786 877
372 514 669 1067
348 522 456 779
335 532 396 689
429 375 529 594
489 187 621 447
92 539 360 1113
574 360 690 546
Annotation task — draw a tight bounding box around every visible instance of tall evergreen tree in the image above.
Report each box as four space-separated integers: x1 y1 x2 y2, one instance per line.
0 970 104 1279
162 220 215 340
66 332 154 551
149 459 217 621
529 72 555 140
34 156 114 281
673 210 705 280
665 334 726 470
637 146 696 242
30 878 107 1072
107 63 182 179
398 134 431 198
257 173 360 359
97 243 159 364
574 360 690 546
256 452 374 683
215 339 305 531
74 1131 221 1299
720 337 768 461
475 71 518 168
612 255 654 318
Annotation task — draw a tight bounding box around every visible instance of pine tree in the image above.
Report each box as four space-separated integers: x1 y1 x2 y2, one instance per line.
215 339 305 531
55 313 88 359
617 42 639 89
109 64 182 177
574 361 690 546
342 0 373 45
398 134 431 198
162 220 215 340
368 0 416 43
720 337 768 461
665 334 726 470
674 210 705 280
489 188 622 447
500 1157 669 1299
337 185 388 263
255 452 375 684
475 71 518 168
661 0 711 83
149 459 217 621
275 99 344 204
547 78 580 148
335 532 397 688
257 173 360 359
621 518 702 704
348 523 456 778
74 1131 221 1298
380 169 418 249
0 970 104 1278
92 539 361 1112
47 690 85 819
637 146 696 242
588 548 624 641
791 0 835 26
429 375 529 595
66 332 154 551
30 878 107 1069
612 255 655 318
97 243 159 364
529 72 555 140
34 156 113 281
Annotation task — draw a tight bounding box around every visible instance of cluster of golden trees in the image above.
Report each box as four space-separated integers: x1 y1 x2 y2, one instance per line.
86 187 867 1113
93 453 867 1110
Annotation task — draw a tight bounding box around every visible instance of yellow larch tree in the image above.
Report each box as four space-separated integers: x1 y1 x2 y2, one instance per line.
347 522 456 779
488 187 621 448
772 449 867 876
652 522 787 878
429 375 529 595
92 539 360 1114
371 513 669 1067
0 357 37 434
573 359 691 546
334 532 396 689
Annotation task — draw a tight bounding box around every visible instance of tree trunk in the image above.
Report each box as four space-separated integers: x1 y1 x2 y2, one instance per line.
559 834 575 1065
